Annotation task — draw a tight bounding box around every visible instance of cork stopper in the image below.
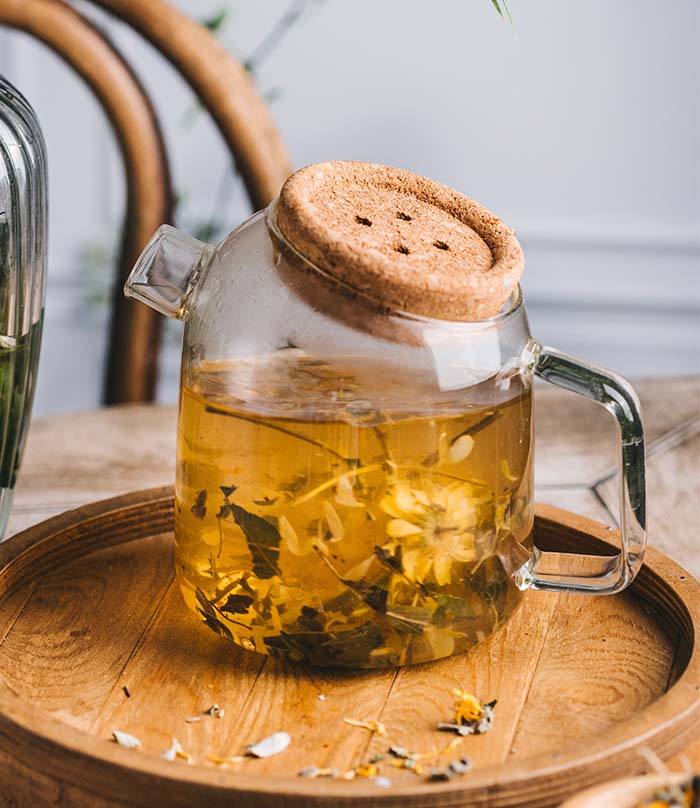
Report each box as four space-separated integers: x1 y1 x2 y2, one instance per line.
275 161 524 322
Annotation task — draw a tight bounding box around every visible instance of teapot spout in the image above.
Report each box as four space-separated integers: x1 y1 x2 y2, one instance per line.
124 225 215 319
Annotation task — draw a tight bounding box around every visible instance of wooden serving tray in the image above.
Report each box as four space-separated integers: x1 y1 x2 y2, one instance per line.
0 487 697 808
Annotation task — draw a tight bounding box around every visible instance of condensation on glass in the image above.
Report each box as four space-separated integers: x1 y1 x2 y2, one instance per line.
0 76 48 538
126 202 646 669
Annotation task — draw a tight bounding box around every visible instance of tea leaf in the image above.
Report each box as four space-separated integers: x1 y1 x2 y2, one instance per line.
265 622 385 667
229 503 282 579
195 587 233 641
191 489 207 519
221 594 254 615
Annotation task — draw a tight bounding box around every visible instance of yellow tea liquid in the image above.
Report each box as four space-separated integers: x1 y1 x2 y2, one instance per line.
175 355 533 668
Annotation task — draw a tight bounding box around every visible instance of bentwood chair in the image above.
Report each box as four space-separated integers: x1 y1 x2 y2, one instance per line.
0 0 292 403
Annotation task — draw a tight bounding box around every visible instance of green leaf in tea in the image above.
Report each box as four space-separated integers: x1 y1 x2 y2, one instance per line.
220 593 254 615
191 489 207 519
195 587 233 641
229 503 282 579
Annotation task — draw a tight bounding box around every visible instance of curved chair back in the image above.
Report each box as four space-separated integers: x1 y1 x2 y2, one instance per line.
0 0 292 403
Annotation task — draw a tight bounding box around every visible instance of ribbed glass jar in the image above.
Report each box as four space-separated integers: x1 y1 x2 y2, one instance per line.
0 75 48 538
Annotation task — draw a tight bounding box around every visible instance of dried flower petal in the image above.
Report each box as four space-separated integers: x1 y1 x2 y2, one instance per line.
356 763 379 778
428 768 452 782
439 695 496 736
453 689 483 723
297 766 338 778
439 737 464 756
162 738 182 762
246 731 291 758
448 757 472 775
343 717 386 735
500 458 519 481
374 776 392 788
437 722 475 737
280 515 314 556
388 745 412 760
391 759 425 775
335 474 363 508
447 435 475 463
208 754 246 765
322 501 344 541
112 730 141 750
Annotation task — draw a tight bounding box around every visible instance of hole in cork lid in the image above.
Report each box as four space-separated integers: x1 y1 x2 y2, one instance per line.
354 215 372 227
396 211 412 221
395 244 410 255
433 240 450 251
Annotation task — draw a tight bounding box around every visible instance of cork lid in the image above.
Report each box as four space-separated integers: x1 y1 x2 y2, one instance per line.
275 161 524 322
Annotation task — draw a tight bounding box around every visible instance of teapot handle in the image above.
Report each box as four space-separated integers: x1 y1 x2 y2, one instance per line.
518 345 647 594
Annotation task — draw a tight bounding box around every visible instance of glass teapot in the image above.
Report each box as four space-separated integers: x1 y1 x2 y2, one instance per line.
125 162 646 669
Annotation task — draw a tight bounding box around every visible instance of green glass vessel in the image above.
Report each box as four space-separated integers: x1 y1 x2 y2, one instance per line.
0 75 47 537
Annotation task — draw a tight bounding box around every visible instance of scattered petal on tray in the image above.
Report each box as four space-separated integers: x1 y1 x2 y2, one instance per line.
246 731 291 758
635 774 700 808
438 691 496 735
112 730 141 750
428 757 473 782
343 717 386 735
374 777 392 788
208 754 246 765
161 738 182 762
391 758 425 775
298 766 339 778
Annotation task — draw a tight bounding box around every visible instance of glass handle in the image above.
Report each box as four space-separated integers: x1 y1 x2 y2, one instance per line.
519 345 646 594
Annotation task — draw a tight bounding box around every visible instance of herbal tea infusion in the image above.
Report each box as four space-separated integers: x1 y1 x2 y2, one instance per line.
175 354 533 668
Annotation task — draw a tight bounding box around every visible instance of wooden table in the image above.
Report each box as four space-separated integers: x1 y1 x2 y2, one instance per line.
5 375 699 790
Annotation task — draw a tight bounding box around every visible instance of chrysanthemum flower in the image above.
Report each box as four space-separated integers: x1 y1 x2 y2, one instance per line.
380 481 478 585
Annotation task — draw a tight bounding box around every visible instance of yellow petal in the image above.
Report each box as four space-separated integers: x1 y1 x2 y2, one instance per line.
415 553 434 583
447 435 475 464
413 489 431 506
279 515 312 556
401 549 420 581
386 519 422 538
380 494 403 519
433 554 453 585
451 545 477 563
335 474 363 508
322 501 344 541
394 485 424 515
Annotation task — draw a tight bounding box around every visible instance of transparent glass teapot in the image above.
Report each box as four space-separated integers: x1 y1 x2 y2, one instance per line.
126 182 646 670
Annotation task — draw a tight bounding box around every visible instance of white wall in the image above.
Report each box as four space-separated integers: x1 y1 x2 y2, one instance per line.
0 0 698 414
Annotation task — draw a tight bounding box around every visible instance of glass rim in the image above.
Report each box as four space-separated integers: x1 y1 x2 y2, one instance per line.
265 199 524 331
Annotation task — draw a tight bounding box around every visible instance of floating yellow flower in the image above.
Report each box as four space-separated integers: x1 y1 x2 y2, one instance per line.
380 481 477 585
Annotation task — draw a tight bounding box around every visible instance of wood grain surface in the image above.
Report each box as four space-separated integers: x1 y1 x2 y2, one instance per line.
0 491 697 808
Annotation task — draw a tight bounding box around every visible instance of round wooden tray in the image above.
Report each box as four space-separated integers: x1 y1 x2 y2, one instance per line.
0 488 697 808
